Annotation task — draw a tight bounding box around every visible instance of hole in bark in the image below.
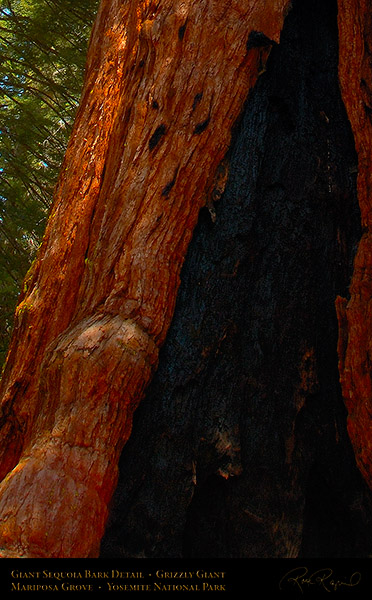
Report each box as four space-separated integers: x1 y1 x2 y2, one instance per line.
192 92 203 111
178 21 187 41
162 179 176 197
152 100 159 110
149 124 167 150
162 166 179 197
193 118 210 135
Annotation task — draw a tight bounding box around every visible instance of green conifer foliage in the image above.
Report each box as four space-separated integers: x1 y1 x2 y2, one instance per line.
0 0 98 366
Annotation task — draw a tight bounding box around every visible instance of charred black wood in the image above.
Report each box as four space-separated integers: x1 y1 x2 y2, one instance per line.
101 0 372 559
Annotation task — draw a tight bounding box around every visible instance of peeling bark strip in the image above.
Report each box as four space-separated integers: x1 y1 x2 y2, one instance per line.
336 0 372 489
0 0 291 557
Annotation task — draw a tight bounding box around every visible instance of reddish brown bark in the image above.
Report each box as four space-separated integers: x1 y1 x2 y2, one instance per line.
0 0 291 557
336 1 372 490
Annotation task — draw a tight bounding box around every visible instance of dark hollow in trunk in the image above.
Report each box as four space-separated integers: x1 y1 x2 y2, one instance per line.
101 0 372 558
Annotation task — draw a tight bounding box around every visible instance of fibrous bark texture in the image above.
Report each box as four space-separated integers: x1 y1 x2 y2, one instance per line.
336 1 372 494
0 0 291 557
101 0 372 559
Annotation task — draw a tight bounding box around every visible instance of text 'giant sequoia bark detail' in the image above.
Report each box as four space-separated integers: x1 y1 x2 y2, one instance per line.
0 0 291 557
336 0 372 491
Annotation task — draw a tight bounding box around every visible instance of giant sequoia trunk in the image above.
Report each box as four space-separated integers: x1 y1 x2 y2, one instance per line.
0 0 291 558
1 0 372 560
101 0 372 558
